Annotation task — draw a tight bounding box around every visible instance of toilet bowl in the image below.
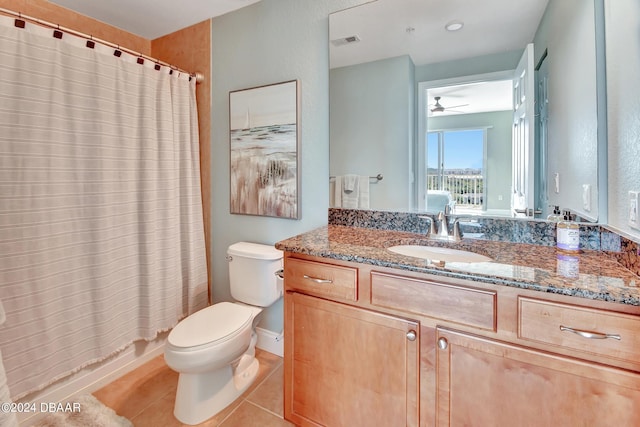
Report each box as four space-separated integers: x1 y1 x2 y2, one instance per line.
164 242 283 425
165 302 262 425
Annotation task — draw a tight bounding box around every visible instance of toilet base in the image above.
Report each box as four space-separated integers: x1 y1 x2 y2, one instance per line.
173 354 260 425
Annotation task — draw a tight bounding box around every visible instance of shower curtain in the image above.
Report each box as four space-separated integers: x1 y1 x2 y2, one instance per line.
0 15 208 399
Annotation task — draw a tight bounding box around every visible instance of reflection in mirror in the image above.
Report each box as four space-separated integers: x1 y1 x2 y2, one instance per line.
420 74 514 217
329 0 600 222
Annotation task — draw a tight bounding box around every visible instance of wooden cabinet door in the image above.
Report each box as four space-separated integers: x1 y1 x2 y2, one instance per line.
284 292 419 427
436 327 640 427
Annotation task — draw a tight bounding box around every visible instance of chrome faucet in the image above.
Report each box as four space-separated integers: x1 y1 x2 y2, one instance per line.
437 210 450 238
435 205 454 238
452 216 477 241
431 207 476 241
418 215 437 236
451 217 466 240
420 207 475 241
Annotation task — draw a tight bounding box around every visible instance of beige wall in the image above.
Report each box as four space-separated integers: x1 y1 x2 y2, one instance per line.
152 21 212 301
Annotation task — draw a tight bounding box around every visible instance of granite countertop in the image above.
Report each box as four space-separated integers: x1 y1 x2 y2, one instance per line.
276 225 640 306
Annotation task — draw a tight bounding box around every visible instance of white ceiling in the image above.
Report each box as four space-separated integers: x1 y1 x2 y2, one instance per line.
427 80 514 117
330 0 549 68
49 0 263 39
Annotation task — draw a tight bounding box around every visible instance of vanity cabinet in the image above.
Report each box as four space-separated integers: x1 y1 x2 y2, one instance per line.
282 253 640 427
436 327 640 427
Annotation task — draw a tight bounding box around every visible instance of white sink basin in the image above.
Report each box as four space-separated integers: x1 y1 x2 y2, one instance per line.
387 245 492 263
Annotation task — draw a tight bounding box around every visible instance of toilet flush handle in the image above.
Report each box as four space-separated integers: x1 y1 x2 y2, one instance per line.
275 269 284 279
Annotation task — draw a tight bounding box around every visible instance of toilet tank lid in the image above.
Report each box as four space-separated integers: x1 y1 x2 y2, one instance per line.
227 242 283 260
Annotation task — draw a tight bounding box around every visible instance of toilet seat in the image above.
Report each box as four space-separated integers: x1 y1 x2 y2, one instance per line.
168 302 255 351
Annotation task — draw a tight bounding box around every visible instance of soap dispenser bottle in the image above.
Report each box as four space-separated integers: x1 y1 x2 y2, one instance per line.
557 210 580 253
547 206 563 222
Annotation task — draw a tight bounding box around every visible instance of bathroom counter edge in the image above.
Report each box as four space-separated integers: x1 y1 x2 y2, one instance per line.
275 225 640 306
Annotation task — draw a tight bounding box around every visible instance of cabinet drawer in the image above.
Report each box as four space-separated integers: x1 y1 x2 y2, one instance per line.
518 297 640 364
370 272 496 330
284 258 358 301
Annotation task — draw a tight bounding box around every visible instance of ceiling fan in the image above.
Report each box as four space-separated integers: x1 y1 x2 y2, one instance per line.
429 96 469 113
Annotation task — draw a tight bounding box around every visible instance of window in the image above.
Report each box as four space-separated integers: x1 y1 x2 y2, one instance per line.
426 129 486 213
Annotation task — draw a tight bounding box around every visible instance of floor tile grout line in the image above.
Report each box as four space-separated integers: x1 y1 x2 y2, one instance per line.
245 400 289 421
218 359 282 426
140 367 180 418
251 362 280 393
94 359 175 422
218 402 241 426
127 387 176 423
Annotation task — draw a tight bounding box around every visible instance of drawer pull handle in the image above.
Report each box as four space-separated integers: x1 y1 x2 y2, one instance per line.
303 274 333 284
559 325 621 341
406 330 417 341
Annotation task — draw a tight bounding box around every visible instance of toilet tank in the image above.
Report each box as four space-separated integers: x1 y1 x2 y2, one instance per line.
227 242 283 307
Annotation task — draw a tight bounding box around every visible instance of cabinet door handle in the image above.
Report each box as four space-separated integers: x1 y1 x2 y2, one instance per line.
303 274 333 284
406 330 417 341
559 325 621 341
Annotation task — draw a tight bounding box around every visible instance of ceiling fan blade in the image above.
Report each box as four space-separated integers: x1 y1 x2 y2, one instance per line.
444 103 469 109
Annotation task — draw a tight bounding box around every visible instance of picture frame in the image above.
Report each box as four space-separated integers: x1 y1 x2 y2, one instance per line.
229 80 300 219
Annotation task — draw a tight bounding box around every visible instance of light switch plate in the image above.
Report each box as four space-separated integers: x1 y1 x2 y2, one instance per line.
629 191 639 230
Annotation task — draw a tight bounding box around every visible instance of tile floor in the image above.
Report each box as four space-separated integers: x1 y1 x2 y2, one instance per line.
93 349 294 426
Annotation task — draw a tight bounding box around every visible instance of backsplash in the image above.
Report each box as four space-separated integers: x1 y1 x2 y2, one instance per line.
328 209 433 234
328 208 640 276
328 208 601 248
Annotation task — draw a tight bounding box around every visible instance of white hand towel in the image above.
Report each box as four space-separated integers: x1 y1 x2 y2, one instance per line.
342 174 358 193
341 175 360 208
358 175 370 209
331 176 342 207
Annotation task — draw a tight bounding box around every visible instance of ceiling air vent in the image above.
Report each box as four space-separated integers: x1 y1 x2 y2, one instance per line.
331 35 361 47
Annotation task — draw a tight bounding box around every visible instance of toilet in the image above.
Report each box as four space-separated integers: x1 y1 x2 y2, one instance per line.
164 242 283 425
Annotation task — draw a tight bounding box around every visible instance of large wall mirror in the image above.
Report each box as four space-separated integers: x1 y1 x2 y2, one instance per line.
329 0 601 222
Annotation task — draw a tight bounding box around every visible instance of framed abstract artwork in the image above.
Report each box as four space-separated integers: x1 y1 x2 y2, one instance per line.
229 80 300 219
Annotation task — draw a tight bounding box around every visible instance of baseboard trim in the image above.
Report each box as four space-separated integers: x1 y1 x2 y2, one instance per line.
255 327 283 357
